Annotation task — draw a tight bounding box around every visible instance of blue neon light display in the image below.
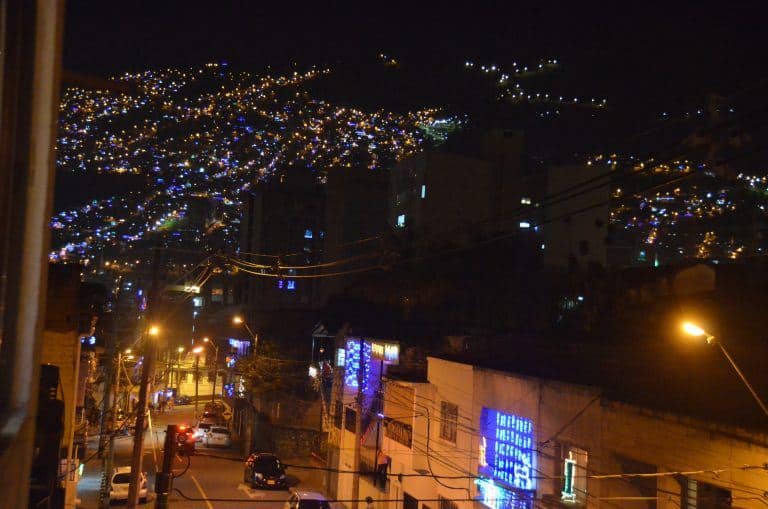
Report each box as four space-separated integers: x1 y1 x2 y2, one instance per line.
344 339 372 391
478 408 535 492
475 478 533 509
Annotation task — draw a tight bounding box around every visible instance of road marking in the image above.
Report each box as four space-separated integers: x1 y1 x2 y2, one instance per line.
191 474 215 509
237 483 265 499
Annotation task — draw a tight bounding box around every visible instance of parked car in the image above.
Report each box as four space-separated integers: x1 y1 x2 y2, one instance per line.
194 421 213 442
204 426 232 448
204 401 225 414
284 490 331 509
200 411 225 425
109 466 147 504
175 395 192 405
244 452 287 489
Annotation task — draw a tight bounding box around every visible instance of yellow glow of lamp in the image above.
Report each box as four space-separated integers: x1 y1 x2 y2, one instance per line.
232 316 243 325
681 322 707 337
192 346 203 354
148 325 160 336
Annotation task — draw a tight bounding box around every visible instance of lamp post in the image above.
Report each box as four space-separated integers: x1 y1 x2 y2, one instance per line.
233 315 258 355
193 346 203 418
681 321 768 419
176 347 184 393
203 337 219 402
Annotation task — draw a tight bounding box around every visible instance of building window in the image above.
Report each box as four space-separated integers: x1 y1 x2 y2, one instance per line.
519 221 531 229
559 445 588 505
421 185 427 199
345 407 357 433
211 287 224 303
304 229 313 239
334 400 343 429
439 401 458 443
397 214 406 228
438 495 458 509
683 479 731 509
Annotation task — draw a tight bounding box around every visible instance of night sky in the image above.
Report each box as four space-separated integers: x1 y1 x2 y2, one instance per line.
64 2 767 113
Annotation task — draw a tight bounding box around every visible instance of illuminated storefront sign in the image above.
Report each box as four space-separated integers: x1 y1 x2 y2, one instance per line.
477 407 535 509
371 341 399 364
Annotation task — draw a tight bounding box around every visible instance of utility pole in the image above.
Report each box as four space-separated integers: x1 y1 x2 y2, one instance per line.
193 347 202 418
127 247 162 508
351 336 364 509
98 282 121 508
154 424 177 509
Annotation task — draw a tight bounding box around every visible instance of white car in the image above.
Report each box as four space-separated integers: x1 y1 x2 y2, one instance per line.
285 490 331 509
204 426 232 448
109 466 148 504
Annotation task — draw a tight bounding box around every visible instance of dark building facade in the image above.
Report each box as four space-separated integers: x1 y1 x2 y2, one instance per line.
240 170 325 311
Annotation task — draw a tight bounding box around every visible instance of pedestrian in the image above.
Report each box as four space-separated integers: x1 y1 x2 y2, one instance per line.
366 496 374 509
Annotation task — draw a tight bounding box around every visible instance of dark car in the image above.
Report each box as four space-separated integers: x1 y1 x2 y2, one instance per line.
244 453 287 489
175 425 196 455
175 395 192 405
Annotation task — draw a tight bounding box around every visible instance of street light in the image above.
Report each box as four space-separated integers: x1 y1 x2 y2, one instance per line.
148 325 160 337
681 321 768 419
203 337 220 402
193 346 203 417
233 315 258 354
176 347 184 392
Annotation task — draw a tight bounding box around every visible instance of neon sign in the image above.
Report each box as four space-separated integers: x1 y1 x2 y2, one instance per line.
478 407 535 506
475 478 533 509
344 339 372 390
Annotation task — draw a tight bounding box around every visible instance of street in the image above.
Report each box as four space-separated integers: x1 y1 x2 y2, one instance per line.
78 404 327 509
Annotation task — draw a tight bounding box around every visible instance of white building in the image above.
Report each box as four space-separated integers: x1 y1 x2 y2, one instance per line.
330 355 768 509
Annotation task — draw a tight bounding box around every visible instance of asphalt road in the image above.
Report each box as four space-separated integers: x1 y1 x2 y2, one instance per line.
78 404 324 509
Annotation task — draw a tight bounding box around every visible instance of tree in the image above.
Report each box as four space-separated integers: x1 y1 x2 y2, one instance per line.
235 341 307 402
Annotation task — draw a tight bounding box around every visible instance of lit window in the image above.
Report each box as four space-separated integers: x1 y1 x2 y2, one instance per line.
192 297 203 307
520 197 531 205
421 184 427 199
560 445 588 505
397 214 406 228
440 401 458 443
519 221 531 229
304 229 313 239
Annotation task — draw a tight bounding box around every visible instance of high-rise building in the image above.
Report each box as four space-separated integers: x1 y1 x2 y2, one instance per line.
240 169 325 311
389 129 529 245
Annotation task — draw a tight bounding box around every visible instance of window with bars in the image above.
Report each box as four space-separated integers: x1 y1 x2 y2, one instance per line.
439 401 458 443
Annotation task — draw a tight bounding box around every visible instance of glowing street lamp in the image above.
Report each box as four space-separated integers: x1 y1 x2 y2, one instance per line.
233 315 258 353
148 325 160 337
681 321 768 419
193 346 204 416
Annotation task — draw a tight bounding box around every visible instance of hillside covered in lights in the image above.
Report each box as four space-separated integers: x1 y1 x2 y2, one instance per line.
52 62 462 263
51 59 768 269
